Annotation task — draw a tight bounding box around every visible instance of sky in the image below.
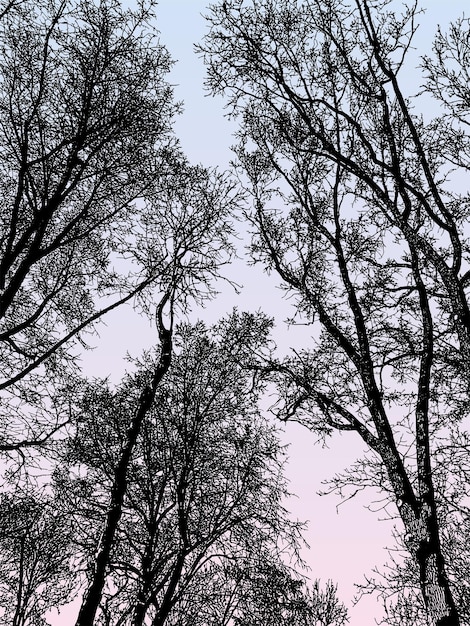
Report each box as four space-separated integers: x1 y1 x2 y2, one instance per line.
145 1 467 624
75 1 468 624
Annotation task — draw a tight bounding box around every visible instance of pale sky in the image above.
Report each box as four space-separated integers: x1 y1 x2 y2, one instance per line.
151 2 468 624
74 1 469 624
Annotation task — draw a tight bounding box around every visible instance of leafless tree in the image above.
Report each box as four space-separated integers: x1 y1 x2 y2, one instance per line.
200 1 470 623
0 2 349 625
0 0 178 454
0 491 75 626
53 313 339 626
68 157 237 626
0 2 241 622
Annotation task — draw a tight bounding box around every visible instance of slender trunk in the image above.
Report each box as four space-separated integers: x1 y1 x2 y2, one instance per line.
12 538 26 626
131 529 155 626
75 389 155 626
75 324 172 626
151 552 186 626
132 595 149 626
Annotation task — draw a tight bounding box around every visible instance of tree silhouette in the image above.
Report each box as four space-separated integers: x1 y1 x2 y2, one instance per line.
201 0 470 623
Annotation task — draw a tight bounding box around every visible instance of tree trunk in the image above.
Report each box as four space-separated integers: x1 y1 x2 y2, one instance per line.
131 535 155 626
390 477 459 625
377 438 459 625
150 552 186 626
410 508 459 626
75 324 172 626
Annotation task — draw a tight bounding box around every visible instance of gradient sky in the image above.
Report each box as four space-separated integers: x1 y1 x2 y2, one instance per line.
150 2 468 624
55 1 468 624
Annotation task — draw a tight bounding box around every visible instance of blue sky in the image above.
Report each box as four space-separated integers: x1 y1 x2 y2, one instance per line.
80 2 469 624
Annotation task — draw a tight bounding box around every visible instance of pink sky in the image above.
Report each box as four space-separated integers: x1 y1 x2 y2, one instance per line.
43 1 468 624
151 1 466 623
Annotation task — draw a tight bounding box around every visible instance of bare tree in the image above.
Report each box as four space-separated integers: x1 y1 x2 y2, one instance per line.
203 558 348 626
200 1 470 623
65 157 236 626
0 491 75 626
0 0 178 453
0 2 349 626
53 312 336 626
166 558 348 626
0 0 238 610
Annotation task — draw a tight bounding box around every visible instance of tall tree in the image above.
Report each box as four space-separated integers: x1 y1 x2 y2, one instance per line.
201 1 470 623
0 0 178 454
69 159 236 626
53 313 338 626
0 3 239 623
0 2 347 626
0 490 75 626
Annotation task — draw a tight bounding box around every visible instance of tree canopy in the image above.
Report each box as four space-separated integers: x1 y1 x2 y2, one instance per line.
2 0 470 625
200 0 470 623
0 1 347 625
